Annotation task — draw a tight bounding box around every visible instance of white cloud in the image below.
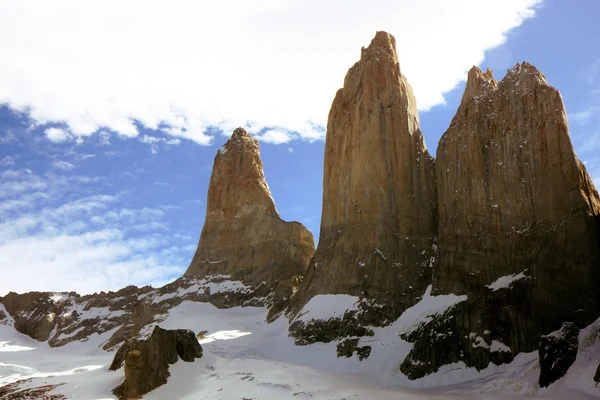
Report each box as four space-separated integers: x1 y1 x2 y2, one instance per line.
287 147 294 153
52 160 75 170
0 170 188 295
45 127 70 142
0 0 541 145
164 138 181 145
256 129 294 144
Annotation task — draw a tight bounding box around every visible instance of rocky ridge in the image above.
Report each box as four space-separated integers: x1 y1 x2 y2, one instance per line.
0 274 265 351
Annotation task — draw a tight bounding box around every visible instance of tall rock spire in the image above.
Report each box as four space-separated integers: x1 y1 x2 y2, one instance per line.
289 32 437 332
185 127 315 292
401 62 600 379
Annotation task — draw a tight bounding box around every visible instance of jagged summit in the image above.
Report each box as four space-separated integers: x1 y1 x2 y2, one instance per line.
402 60 600 379
462 66 497 103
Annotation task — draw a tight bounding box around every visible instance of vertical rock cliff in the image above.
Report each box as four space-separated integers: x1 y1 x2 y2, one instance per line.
401 63 600 379
185 127 315 299
289 32 437 334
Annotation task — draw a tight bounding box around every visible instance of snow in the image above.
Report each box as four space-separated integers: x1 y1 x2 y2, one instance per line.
486 270 529 291
374 248 387 259
50 293 66 303
295 294 359 322
397 285 467 335
1 294 600 399
153 276 251 303
491 340 512 353
0 341 35 352
199 330 252 344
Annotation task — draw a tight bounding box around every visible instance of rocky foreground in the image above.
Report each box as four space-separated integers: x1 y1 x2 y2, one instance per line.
1 30 599 398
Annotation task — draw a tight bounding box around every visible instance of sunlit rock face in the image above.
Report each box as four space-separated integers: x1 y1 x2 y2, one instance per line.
289 31 438 333
185 128 315 293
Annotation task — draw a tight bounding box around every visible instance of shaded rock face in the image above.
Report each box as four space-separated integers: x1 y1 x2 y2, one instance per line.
0 287 160 349
538 322 579 388
594 363 600 384
401 63 600 379
289 32 437 331
111 326 202 400
185 128 315 307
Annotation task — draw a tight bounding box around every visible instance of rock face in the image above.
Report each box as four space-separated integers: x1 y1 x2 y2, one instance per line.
185 128 315 307
111 326 202 400
538 322 580 387
401 63 600 378
289 31 437 334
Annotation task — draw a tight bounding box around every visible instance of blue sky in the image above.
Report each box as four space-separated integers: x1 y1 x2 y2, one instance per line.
1 0 598 295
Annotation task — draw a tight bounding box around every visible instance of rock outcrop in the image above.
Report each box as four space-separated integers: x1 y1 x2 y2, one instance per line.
289 31 437 341
111 326 202 400
185 127 315 311
538 322 580 387
401 63 600 378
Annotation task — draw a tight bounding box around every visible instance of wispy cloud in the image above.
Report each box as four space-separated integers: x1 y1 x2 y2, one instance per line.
0 170 189 295
52 160 75 170
0 0 542 145
0 156 14 166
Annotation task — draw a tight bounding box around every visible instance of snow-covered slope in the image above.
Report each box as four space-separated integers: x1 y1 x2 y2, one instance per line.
2 294 600 399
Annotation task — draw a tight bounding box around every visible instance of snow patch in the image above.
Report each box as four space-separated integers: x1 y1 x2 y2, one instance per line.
486 270 528 291
50 293 66 303
0 341 35 352
295 294 359 322
199 330 251 344
397 285 467 335
153 276 251 303
490 340 511 353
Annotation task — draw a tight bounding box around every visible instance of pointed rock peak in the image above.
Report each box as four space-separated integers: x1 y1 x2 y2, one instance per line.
360 31 398 63
184 127 315 291
462 66 497 103
218 127 258 157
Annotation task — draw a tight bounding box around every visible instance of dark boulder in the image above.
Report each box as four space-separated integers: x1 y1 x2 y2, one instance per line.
111 326 203 399
538 322 579 388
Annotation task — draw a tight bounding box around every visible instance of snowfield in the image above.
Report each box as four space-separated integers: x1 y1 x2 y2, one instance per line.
1 297 600 399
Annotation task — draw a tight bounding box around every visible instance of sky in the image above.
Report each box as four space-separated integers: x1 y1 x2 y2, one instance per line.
0 0 598 296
